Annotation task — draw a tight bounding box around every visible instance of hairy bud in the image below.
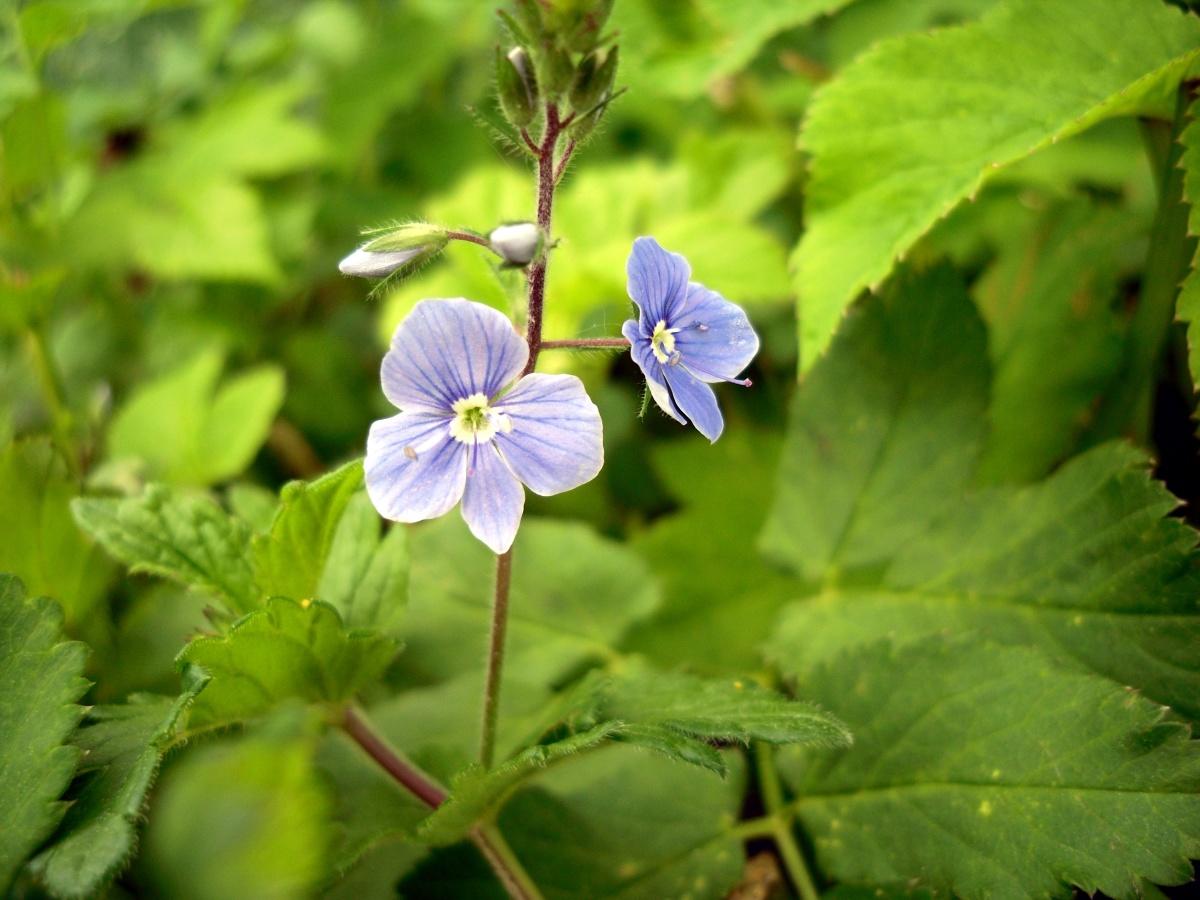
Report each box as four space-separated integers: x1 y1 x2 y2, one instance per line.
489 222 541 266
497 46 538 128
339 224 449 279
570 45 617 113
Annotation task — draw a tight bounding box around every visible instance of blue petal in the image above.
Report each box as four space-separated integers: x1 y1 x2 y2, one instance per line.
460 441 525 553
494 373 604 495
381 298 528 412
365 411 468 522
623 319 686 426
626 237 690 328
662 363 724 443
674 283 760 383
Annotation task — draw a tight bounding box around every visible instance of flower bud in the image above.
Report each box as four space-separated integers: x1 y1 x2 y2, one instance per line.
570 45 617 113
537 42 575 101
488 222 541 266
497 46 538 128
340 224 448 279
362 222 448 253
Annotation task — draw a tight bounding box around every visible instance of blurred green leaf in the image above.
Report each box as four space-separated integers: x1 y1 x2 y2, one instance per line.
0 576 87 895
793 0 1200 368
180 597 397 728
0 439 113 625
145 732 330 900
1174 95 1200 393
73 485 257 614
108 349 284 486
28 670 209 898
780 638 1200 898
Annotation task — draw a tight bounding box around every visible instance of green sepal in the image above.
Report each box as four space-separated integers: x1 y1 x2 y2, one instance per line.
495 46 538 128
570 45 616 114
361 222 449 253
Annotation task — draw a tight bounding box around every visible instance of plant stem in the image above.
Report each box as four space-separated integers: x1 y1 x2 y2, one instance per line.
522 103 561 377
755 743 820 900
539 337 629 350
447 230 493 249
25 323 79 476
472 824 545 900
341 706 447 808
1093 84 1198 441
479 548 514 768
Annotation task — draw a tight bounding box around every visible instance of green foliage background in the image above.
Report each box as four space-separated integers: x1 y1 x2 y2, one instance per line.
3 0 1200 898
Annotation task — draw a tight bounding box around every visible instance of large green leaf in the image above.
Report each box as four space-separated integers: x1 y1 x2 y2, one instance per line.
73 485 258 615
180 598 397 728
108 350 284 486
764 269 1200 718
793 0 1200 367
1175 95 1200 391
780 639 1200 898
0 440 112 625
760 267 988 582
28 671 209 898
0 577 88 894
399 517 659 687
144 733 330 900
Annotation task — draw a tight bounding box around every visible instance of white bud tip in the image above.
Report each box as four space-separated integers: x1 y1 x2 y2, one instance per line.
338 246 423 278
488 222 540 266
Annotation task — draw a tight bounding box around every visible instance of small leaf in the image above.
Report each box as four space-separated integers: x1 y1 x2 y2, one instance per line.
72 485 258 615
108 350 284 486
0 576 88 894
793 0 1200 367
417 725 620 847
180 597 398 728
28 670 210 898
783 639 1200 898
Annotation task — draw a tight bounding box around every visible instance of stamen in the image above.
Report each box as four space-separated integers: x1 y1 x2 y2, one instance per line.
449 392 505 444
682 359 753 387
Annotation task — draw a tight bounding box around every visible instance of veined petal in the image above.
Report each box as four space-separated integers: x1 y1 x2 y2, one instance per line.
365 412 467 522
623 319 685 426
626 237 690 328
662 364 724 443
494 373 604 496
381 298 528 412
460 441 525 553
674 283 760 383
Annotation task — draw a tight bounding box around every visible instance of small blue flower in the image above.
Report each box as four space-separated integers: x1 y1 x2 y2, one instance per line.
366 298 603 553
621 237 759 442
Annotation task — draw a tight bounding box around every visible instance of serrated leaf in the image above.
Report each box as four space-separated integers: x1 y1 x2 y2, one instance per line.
417 724 622 847
794 0 1200 367
0 576 88 894
400 517 659 688
72 485 258 615
760 267 988 581
28 670 209 898
317 492 409 635
252 460 364 602
180 598 397 728
108 350 285 486
1174 96 1200 392
144 733 330 900
0 440 113 625
781 639 1200 899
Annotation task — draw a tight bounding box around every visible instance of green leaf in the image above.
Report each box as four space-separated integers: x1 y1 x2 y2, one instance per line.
317 492 409 635
0 440 113 625
252 460 364 602
72 485 258 615
28 671 209 898
180 598 397 728
399 517 659 687
973 198 1133 482
793 0 1200 367
781 639 1200 898
764 268 1200 720
108 349 285 486
1174 96 1200 392
418 725 620 847
760 267 988 582
0 576 88 895
144 733 330 900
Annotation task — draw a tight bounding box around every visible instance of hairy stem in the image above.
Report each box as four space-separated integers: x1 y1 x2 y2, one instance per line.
755 743 820 900
472 824 546 900
480 548 514 768
540 337 630 350
341 706 447 808
522 103 561 377
447 229 494 248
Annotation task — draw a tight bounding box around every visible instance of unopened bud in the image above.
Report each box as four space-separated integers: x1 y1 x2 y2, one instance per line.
538 42 574 101
339 246 426 278
362 222 448 253
497 46 538 128
570 45 617 113
340 224 448 279
489 222 541 266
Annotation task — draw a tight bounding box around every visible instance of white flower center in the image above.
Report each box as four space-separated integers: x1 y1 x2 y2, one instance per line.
449 393 512 444
650 320 680 365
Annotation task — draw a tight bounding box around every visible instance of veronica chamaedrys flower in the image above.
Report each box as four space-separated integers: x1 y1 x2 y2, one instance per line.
621 237 759 442
365 298 603 553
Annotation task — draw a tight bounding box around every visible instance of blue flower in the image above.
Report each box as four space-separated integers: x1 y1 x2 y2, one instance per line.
365 298 604 553
621 237 759 442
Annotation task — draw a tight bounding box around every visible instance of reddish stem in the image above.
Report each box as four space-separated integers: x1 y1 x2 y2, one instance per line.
341 706 446 808
522 104 561 376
